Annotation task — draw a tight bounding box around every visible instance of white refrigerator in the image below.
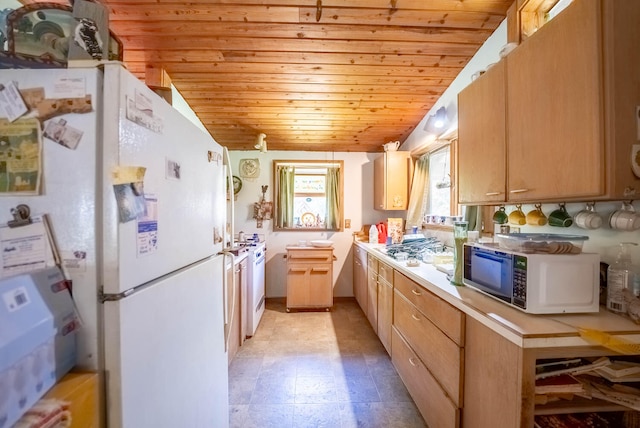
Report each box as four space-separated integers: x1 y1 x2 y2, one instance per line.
0 63 230 427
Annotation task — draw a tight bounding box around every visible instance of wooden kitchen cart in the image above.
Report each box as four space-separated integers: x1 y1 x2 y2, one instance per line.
285 246 335 311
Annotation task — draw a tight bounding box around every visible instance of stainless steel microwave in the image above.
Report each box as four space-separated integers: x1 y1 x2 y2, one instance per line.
462 244 600 314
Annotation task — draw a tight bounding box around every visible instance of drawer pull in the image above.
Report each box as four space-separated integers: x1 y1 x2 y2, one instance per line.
411 313 421 322
409 357 418 367
311 267 330 273
289 268 307 273
411 289 422 296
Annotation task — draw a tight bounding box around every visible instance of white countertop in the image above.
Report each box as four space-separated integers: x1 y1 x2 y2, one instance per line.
356 241 640 350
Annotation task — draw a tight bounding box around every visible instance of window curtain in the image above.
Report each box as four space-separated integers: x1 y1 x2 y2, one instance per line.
277 166 295 228
464 205 483 231
406 154 430 228
325 167 341 229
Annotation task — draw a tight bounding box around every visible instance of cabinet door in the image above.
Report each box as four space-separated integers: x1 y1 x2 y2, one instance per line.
374 152 411 210
463 318 523 428
458 61 507 204
228 262 242 364
287 265 309 308
366 267 378 333
309 264 332 307
353 246 368 314
377 277 393 354
506 0 604 201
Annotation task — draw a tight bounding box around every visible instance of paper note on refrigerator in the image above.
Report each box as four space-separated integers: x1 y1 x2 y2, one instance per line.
137 194 158 257
0 81 28 122
0 216 55 278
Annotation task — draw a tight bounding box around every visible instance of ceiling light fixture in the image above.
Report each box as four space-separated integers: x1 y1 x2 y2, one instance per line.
254 133 267 153
424 106 448 135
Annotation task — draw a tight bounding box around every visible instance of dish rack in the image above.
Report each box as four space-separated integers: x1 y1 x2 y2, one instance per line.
385 237 442 260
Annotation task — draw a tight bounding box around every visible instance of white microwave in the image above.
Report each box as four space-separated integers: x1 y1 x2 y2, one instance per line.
462 244 600 314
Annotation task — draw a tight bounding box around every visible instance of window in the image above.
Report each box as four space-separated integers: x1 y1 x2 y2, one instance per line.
273 160 343 231
294 173 327 227
427 145 452 216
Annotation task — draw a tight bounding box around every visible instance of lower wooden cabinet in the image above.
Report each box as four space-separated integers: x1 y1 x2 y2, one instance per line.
392 271 465 428
377 276 393 354
228 257 247 365
394 291 462 405
353 245 368 314
392 328 460 428
463 317 523 428
366 254 379 332
286 247 334 311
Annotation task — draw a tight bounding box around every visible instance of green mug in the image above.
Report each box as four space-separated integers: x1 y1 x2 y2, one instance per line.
492 206 508 224
548 204 573 227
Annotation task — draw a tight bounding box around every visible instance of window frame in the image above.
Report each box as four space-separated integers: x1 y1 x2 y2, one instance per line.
272 159 344 232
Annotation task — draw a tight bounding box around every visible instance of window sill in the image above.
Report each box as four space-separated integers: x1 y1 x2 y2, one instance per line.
422 223 454 232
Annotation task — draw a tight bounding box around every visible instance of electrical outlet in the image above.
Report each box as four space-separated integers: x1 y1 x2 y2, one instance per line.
345 219 351 229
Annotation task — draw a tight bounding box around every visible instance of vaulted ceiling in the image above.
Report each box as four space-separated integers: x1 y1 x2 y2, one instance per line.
34 0 515 151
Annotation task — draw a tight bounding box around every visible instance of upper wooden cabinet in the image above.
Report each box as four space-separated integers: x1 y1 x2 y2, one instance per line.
458 61 507 204
507 0 603 202
458 0 640 204
374 151 412 210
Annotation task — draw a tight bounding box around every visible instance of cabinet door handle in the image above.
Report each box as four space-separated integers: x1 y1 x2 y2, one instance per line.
289 268 307 273
409 357 418 367
509 188 529 194
411 313 421 322
379 204 384 208
411 289 422 296
484 191 502 196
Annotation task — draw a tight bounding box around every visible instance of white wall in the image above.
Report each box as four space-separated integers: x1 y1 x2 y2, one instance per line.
228 150 406 298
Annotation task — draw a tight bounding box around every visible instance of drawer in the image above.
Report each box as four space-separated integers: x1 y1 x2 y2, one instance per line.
367 254 379 271
394 291 463 406
288 249 333 263
392 327 459 428
367 267 377 283
394 271 465 346
378 261 393 283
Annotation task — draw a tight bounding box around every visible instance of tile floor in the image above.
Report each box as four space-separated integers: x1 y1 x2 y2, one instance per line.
229 298 428 428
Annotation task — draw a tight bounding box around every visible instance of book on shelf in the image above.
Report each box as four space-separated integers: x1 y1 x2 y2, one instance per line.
598 361 640 378
535 357 611 380
535 374 584 395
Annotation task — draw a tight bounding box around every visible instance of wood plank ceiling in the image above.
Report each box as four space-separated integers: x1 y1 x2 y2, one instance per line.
108 1 511 151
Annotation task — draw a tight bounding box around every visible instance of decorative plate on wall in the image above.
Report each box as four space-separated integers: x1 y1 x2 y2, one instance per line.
232 175 243 194
239 158 260 179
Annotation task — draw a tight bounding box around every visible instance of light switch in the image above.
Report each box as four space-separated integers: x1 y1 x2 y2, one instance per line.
345 219 351 229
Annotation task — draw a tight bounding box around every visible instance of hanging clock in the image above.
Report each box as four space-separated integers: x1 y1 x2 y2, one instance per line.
232 175 243 195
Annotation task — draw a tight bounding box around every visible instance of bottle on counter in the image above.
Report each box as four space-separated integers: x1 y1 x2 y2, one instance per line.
451 221 468 286
607 242 639 314
369 224 378 244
